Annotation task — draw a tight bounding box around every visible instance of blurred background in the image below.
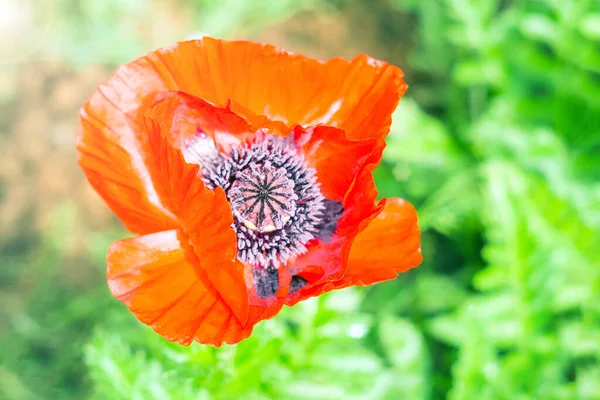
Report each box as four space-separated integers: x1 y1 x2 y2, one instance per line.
1 0 599 399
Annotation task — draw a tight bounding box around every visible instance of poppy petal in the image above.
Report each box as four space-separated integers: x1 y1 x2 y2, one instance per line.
189 38 406 141
107 229 251 346
103 38 405 141
143 91 255 157
345 198 422 285
293 125 378 202
143 113 249 325
78 98 178 234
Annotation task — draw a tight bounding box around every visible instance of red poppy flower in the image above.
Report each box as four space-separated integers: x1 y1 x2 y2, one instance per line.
77 38 422 346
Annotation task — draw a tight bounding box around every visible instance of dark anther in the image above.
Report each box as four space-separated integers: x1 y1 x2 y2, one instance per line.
289 275 308 295
253 264 279 299
315 199 344 241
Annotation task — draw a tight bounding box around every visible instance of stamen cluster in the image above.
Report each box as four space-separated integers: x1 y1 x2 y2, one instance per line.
194 135 325 265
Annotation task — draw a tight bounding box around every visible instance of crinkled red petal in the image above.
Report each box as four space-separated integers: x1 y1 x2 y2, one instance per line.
143 108 249 326
107 230 251 346
292 125 378 202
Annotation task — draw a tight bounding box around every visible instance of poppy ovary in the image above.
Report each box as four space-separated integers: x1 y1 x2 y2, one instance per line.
229 162 298 234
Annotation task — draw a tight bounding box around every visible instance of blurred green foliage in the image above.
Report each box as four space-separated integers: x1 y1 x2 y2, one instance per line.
84 291 430 400
43 0 342 67
384 0 600 398
2 0 600 399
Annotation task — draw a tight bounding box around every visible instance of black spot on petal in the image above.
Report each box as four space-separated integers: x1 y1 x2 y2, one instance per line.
289 275 308 294
315 199 344 241
253 264 279 298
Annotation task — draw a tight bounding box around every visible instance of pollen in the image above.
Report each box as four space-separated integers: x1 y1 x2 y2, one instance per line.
243 220 258 231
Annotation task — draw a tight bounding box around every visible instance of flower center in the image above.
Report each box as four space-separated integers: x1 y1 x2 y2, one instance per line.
187 133 343 270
